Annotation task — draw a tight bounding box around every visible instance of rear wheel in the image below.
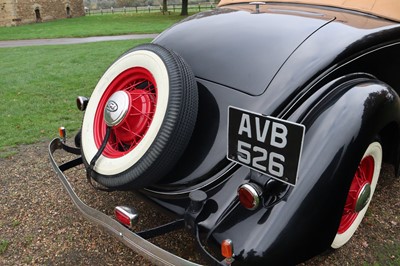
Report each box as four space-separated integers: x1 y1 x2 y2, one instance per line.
81 44 198 189
331 141 382 248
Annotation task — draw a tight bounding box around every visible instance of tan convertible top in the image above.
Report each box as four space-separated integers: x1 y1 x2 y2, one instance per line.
218 0 400 22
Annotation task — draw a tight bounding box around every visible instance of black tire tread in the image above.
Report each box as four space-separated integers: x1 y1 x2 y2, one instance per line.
82 43 198 189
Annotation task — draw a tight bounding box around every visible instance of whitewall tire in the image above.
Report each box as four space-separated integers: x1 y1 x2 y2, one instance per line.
81 44 198 189
331 141 382 248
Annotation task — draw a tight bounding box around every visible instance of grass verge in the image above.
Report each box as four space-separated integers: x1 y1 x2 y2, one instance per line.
371 242 400 266
0 13 185 40
0 239 10 254
0 39 150 156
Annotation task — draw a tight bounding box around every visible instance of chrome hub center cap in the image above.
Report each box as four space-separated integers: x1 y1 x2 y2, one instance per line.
104 91 130 127
355 183 371 213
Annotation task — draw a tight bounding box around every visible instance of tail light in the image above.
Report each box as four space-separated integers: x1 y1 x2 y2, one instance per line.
221 239 234 264
76 96 89 111
237 183 262 210
58 127 66 143
114 206 138 229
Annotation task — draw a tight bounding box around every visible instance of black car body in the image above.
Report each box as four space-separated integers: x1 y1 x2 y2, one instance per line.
49 1 400 265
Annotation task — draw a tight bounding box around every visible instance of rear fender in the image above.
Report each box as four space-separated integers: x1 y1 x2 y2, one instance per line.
289 74 400 176
288 78 400 251
209 78 400 265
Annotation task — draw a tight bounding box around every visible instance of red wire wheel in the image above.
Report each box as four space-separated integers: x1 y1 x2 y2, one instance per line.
331 142 382 249
93 67 157 158
81 44 198 189
337 156 374 233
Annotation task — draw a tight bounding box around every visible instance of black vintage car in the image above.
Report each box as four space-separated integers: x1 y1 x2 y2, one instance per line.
49 0 400 265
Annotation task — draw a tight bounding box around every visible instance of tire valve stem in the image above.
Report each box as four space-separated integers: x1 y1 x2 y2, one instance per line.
59 127 66 143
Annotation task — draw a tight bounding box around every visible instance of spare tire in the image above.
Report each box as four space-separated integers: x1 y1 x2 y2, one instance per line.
81 43 198 189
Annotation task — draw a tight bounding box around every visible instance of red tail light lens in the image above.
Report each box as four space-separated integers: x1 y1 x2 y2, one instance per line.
238 183 261 210
114 206 138 229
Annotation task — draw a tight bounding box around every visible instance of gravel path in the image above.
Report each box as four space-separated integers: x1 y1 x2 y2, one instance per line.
0 142 204 265
0 141 399 265
0 34 158 48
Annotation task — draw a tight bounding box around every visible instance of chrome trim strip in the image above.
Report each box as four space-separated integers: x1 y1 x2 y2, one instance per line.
49 138 202 266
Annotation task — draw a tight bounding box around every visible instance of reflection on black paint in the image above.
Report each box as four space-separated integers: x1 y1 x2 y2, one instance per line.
158 83 220 186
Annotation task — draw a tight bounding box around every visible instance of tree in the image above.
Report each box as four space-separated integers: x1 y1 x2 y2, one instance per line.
180 0 188 15
162 0 168 13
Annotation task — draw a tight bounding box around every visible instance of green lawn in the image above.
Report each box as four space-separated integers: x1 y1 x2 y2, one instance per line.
0 39 151 156
0 13 184 40
0 11 193 157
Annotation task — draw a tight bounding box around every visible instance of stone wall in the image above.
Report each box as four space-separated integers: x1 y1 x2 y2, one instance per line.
0 0 16 26
0 0 85 27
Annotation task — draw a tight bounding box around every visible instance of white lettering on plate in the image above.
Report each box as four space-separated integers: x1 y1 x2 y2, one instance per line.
271 122 287 148
238 113 252 138
255 117 270 142
238 113 288 147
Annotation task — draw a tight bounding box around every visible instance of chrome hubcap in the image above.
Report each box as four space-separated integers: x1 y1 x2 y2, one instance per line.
104 91 130 127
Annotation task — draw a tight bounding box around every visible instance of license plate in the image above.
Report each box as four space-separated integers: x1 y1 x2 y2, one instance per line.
227 106 305 186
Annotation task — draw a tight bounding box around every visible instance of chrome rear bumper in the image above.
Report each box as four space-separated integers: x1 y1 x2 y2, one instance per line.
48 138 204 266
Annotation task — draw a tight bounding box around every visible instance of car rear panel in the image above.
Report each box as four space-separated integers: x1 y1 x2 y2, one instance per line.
154 4 334 96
